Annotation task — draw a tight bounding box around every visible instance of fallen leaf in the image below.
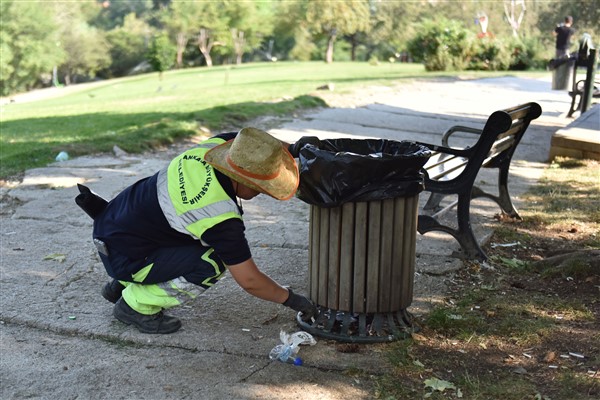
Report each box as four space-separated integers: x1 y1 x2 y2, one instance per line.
544 351 556 362
424 377 456 392
498 256 527 269
411 333 427 342
43 253 66 263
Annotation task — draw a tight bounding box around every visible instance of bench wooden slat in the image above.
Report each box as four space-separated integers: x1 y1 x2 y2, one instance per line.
425 155 468 181
488 136 515 159
496 122 525 141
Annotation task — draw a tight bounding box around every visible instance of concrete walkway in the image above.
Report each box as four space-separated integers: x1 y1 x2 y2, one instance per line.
0 76 589 399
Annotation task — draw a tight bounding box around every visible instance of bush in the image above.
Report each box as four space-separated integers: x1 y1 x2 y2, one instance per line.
103 14 150 77
507 37 546 70
467 37 512 71
408 18 549 72
146 33 176 77
289 26 317 61
407 18 472 71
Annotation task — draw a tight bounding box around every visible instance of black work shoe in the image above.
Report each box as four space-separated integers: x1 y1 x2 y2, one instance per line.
113 298 182 334
101 280 125 303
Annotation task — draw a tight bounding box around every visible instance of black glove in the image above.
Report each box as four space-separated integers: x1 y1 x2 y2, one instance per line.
283 288 318 321
288 136 321 158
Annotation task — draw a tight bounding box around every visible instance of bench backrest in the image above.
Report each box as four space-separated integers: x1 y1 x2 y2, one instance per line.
423 102 542 185
480 102 542 169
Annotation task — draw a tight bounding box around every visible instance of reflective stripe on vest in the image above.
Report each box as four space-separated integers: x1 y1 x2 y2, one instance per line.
156 138 241 242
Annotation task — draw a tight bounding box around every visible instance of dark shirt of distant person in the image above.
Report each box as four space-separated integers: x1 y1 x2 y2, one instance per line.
553 16 575 58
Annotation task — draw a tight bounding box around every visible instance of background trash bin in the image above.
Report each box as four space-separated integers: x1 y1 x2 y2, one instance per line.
295 138 431 342
551 58 573 90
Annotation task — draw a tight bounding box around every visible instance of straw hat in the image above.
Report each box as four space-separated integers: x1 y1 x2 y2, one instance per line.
204 127 299 200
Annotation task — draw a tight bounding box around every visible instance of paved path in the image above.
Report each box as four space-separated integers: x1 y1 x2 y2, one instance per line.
0 76 581 399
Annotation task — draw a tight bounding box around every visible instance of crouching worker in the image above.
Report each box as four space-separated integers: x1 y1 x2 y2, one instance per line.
86 127 317 334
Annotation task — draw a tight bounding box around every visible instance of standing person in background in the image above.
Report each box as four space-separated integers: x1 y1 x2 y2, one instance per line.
553 16 575 58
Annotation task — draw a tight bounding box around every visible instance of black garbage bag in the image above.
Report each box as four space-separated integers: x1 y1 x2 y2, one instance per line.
547 56 575 70
296 138 431 207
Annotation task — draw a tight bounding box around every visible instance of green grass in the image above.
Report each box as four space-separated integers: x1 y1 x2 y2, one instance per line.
528 158 600 225
0 61 546 180
0 62 421 179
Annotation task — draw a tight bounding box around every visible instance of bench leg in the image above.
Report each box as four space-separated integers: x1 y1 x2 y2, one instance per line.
567 91 581 118
455 193 487 260
471 166 521 219
497 166 521 219
422 192 445 213
417 192 487 261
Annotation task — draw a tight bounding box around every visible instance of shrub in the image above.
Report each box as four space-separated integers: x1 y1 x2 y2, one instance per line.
146 33 176 77
407 18 472 71
507 36 546 70
467 37 512 71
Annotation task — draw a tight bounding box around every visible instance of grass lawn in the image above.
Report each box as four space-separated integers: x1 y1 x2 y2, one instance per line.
0 62 420 180
0 61 546 181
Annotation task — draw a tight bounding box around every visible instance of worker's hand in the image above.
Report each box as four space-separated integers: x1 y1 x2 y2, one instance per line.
288 136 321 158
283 288 318 322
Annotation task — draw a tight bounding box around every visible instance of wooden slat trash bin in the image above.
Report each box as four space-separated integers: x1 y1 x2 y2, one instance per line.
309 198 418 314
294 138 431 343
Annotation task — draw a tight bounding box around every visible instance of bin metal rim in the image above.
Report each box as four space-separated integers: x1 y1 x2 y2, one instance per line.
296 306 419 344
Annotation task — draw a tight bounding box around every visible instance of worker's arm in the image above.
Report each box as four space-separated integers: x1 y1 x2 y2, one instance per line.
226 258 318 320
226 258 289 303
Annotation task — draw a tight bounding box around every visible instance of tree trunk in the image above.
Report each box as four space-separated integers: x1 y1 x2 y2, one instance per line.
204 54 213 68
198 29 215 67
231 29 245 65
326 29 337 63
176 32 187 68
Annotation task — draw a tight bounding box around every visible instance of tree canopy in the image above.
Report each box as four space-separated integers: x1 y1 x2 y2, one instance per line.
1 0 599 96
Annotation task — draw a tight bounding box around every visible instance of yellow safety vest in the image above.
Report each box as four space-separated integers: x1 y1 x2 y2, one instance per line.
156 138 241 244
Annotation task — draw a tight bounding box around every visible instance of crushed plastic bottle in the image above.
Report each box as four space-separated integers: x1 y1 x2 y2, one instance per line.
55 151 69 162
269 330 316 366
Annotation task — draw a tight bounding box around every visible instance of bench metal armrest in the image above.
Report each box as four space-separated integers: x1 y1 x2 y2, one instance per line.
441 126 484 147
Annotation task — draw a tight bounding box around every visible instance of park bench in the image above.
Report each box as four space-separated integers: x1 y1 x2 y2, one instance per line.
568 78 600 117
413 102 542 261
566 34 598 118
